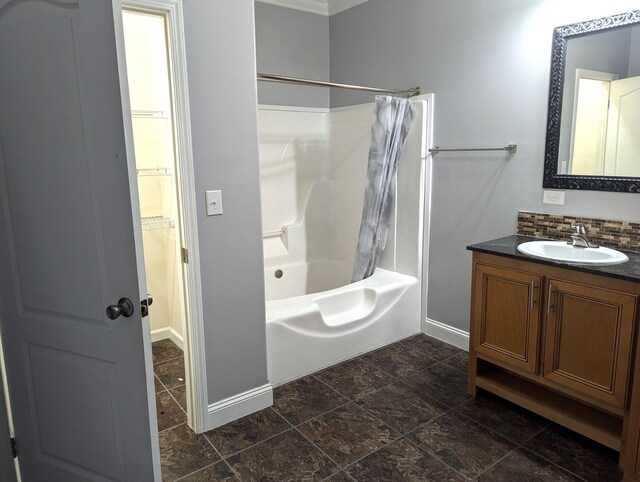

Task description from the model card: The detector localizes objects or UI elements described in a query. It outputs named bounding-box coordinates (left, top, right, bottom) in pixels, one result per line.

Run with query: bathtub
left=265, top=261, right=421, bottom=386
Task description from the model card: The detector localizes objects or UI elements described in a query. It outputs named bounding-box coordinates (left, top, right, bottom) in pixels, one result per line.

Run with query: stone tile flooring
left=152, top=335, right=623, bottom=481
left=153, top=339, right=188, bottom=432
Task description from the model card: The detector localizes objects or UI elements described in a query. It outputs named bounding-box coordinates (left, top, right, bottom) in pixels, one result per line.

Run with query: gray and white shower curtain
left=351, top=95, right=415, bottom=282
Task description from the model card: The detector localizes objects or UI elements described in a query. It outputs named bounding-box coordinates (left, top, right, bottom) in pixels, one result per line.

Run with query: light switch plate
left=206, top=190, right=223, bottom=216
left=543, top=190, right=565, bottom=205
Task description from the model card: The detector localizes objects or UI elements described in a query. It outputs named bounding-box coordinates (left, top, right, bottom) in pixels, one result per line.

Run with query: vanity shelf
left=476, top=365, right=622, bottom=450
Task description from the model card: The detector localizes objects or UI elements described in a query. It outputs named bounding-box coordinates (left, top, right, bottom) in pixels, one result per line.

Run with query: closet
left=123, top=10, right=186, bottom=347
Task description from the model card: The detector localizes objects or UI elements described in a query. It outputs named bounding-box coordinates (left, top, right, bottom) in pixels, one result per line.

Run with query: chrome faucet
left=567, top=223, right=599, bottom=248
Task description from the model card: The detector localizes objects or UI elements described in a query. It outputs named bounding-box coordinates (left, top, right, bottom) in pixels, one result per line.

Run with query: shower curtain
left=351, top=95, right=416, bottom=282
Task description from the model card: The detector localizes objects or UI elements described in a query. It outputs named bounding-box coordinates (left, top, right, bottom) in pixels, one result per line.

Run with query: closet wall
left=123, top=11, right=185, bottom=344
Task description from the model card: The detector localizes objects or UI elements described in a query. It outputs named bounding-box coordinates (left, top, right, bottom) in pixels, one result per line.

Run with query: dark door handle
left=141, top=295, right=153, bottom=318
left=106, top=298, right=135, bottom=320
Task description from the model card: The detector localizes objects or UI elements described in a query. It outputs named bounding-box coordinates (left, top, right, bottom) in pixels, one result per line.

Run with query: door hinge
left=10, top=437, right=16, bottom=458
left=181, top=247, right=189, bottom=264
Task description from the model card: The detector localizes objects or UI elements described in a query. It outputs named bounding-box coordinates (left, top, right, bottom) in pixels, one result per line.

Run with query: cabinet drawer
left=543, top=279, right=637, bottom=408
left=473, top=263, right=542, bottom=373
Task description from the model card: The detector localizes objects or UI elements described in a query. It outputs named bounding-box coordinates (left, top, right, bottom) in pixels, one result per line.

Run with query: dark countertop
left=467, top=235, right=640, bottom=283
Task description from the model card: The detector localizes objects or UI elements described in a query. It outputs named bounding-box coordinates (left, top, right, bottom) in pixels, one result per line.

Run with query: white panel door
left=604, top=75, right=640, bottom=177
left=0, top=0, right=157, bottom=480
left=569, top=78, right=611, bottom=175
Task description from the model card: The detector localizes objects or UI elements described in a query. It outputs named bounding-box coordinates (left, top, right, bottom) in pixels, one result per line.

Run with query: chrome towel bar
left=430, top=144, right=517, bottom=154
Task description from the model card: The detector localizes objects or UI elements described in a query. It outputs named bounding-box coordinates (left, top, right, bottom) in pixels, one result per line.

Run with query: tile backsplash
left=517, top=211, right=640, bottom=253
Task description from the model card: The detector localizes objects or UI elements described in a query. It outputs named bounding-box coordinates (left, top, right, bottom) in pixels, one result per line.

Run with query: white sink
left=517, top=240, right=629, bottom=266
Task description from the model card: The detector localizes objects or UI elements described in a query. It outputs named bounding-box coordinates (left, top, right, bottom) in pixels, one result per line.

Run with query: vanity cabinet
left=469, top=251, right=640, bottom=453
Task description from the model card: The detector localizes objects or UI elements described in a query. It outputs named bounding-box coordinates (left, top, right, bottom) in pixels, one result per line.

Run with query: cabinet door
left=473, top=264, right=542, bottom=373
left=543, top=279, right=637, bottom=408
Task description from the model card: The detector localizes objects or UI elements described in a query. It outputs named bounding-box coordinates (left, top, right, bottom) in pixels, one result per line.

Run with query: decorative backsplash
left=517, top=211, right=640, bottom=253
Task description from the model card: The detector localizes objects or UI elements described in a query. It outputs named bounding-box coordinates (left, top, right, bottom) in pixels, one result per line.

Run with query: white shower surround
left=258, top=98, right=432, bottom=386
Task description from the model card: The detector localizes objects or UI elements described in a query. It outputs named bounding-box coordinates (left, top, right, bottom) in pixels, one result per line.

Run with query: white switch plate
left=206, top=190, right=223, bottom=216
left=543, top=190, right=565, bottom=205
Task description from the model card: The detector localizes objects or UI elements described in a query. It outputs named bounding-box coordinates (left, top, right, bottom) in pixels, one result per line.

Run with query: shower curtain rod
left=257, top=73, right=421, bottom=98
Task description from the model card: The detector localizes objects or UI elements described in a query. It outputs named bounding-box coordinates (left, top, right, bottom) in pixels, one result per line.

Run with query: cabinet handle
left=529, top=281, right=536, bottom=311
left=547, top=284, right=554, bottom=314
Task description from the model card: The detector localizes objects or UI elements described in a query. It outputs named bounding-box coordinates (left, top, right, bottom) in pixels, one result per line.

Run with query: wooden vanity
left=467, top=236, right=640, bottom=479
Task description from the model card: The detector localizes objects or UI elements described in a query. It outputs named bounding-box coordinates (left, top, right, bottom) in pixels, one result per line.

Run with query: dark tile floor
left=152, top=335, right=623, bottom=481
left=153, top=339, right=188, bottom=433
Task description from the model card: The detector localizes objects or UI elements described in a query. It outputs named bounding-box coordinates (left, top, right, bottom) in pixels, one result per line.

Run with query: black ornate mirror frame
left=543, top=9, right=640, bottom=193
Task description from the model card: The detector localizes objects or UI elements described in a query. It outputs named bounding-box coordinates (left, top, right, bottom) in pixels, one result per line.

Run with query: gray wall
left=183, top=0, right=269, bottom=403
left=630, top=26, right=640, bottom=76
left=255, top=3, right=330, bottom=108
left=330, top=0, right=640, bottom=332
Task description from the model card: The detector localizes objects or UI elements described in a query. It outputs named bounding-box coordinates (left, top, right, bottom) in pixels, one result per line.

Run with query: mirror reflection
left=558, top=25, right=640, bottom=177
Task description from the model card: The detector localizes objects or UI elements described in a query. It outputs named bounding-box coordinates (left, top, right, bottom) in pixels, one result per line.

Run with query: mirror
left=543, top=10, right=640, bottom=192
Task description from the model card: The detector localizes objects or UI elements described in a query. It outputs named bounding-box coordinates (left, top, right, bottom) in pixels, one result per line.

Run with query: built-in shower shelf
left=141, top=216, right=175, bottom=231
left=137, top=167, right=173, bottom=177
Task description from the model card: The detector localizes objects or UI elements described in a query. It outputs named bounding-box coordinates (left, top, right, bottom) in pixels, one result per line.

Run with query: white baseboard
left=423, top=318, right=469, bottom=351
left=151, top=327, right=184, bottom=350
left=207, top=383, right=273, bottom=430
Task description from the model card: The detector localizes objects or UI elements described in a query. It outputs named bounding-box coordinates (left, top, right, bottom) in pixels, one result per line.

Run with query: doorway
left=121, top=6, right=196, bottom=434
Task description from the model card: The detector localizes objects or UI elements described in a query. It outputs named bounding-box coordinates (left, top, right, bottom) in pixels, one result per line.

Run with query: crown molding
left=328, top=0, right=368, bottom=15
left=255, top=0, right=368, bottom=16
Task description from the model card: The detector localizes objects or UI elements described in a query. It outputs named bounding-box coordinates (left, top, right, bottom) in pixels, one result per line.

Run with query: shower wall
left=258, top=107, right=335, bottom=265
left=258, top=100, right=427, bottom=281
left=329, top=107, right=374, bottom=265
left=330, top=103, right=427, bottom=280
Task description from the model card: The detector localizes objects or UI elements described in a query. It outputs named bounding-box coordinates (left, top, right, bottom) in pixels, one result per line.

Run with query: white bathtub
left=265, top=261, right=421, bottom=386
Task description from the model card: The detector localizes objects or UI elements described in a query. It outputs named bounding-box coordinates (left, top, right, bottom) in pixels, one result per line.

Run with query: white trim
left=262, top=98, right=432, bottom=115
left=119, top=0, right=209, bottom=436
left=207, top=384, right=273, bottom=430
left=0, top=330, right=20, bottom=480
left=258, top=104, right=330, bottom=114
left=416, top=94, right=434, bottom=336
left=161, top=0, right=209, bottom=436
left=328, top=0, right=368, bottom=15
left=256, top=0, right=327, bottom=16
left=329, top=101, right=387, bottom=113
left=255, top=0, right=369, bottom=16
left=150, top=327, right=184, bottom=350
left=423, top=318, right=469, bottom=351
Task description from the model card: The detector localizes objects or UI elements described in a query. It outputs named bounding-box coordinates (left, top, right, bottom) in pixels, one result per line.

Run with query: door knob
left=106, top=298, right=135, bottom=320
left=141, top=295, right=153, bottom=318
